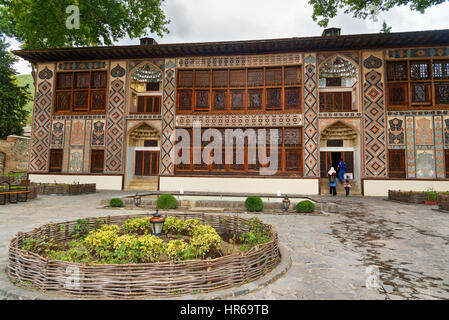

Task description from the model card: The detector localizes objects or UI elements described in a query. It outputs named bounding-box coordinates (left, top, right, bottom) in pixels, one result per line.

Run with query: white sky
left=9, top=0, right=449, bottom=75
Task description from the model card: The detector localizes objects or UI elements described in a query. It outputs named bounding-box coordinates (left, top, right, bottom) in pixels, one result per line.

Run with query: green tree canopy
left=0, top=0, right=170, bottom=49
left=309, top=0, right=446, bottom=27
left=380, top=20, right=392, bottom=33
left=0, top=37, right=30, bottom=139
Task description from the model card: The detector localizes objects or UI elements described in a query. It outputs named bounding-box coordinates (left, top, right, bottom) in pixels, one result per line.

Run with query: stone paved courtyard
left=0, top=191, right=448, bottom=300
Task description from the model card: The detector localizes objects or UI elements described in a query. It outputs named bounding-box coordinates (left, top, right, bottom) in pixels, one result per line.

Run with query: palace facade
left=14, top=28, right=449, bottom=196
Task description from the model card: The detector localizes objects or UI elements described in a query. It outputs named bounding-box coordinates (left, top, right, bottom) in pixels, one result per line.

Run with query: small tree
left=380, top=21, right=392, bottom=34
left=0, top=37, right=30, bottom=139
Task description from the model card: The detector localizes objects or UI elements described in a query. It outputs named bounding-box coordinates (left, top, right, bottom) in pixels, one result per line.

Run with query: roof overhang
left=12, top=29, right=449, bottom=64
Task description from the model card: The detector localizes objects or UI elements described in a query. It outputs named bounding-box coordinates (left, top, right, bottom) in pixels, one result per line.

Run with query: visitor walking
left=337, top=159, right=346, bottom=183
left=328, top=167, right=337, bottom=196
left=344, top=179, right=352, bottom=197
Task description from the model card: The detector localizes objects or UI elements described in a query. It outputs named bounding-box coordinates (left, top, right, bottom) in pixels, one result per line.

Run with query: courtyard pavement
left=0, top=191, right=448, bottom=300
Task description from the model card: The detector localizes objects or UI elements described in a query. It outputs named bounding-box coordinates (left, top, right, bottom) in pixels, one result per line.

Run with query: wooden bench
left=0, top=189, right=30, bottom=205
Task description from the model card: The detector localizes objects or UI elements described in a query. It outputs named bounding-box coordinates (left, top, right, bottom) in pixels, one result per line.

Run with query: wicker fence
left=8, top=212, right=280, bottom=299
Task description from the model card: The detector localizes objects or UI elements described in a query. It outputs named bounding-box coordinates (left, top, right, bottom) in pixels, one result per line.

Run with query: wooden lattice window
left=435, top=83, right=449, bottom=105
left=174, top=127, right=303, bottom=176
left=433, top=60, right=449, bottom=80
left=387, top=61, right=408, bottom=81
left=325, top=77, right=342, bottom=87
left=54, top=71, right=107, bottom=114
left=388, top=149, right=406, bottom=178
left=387, top=83, right=408, bottom=107
left=411, top=83, right=431, bottom=105
left=176, top=66, right=302, bottom=113
left=319, top=92, right=352, bottom=112
left=136, top=96, right=161, bottom=113
left=410, top=61, right=431, bottom=80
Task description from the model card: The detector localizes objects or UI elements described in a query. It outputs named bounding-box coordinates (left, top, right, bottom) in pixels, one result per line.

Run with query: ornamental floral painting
left=416, top=150, right=435, bottom=178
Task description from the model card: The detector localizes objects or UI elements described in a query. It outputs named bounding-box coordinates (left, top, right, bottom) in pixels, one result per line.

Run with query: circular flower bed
left=8, top=213, right=280, bottom=298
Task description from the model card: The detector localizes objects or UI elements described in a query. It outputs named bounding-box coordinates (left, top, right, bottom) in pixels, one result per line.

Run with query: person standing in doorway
left=328, top=167, right=337, bottom=196
left=337, top=159, right=346, bottom=183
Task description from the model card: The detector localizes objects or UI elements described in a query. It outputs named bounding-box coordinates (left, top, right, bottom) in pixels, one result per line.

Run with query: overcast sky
left=9, top=0, right=449, bottom=75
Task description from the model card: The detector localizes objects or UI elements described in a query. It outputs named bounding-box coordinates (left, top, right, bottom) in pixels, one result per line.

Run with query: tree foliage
left=0, top=37, right=30, bottom=139
left=0, top=0, right=170, bottom=49
left=309, top=0, right=445, bottom=27
left=380, top=20, right=392, bottom=33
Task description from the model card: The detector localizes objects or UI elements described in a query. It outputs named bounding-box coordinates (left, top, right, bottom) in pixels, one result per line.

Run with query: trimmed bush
left=296, top=200, right=315, bottom=213
left=156, top=194, right=178, bottom=209
left=245, top=196, right=263, bottom=212
left=109, top=198, right=124, bottom=208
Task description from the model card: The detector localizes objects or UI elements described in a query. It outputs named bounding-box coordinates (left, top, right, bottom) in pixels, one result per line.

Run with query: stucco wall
left=159, top=176, right=320, bottom=195
left=363, top=179, right=449, bottom=197
left=28, top=174, right=123, bottom=190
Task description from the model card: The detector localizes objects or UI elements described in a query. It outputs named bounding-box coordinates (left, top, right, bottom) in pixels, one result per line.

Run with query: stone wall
left=0, top=135, right=30, bottom=174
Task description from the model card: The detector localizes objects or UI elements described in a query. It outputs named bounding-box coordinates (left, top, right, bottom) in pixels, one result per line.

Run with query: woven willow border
left=8, top=212, right=280, bottom=299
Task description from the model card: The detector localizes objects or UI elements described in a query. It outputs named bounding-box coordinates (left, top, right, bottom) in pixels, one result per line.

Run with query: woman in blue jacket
left=337, top=159, right=346, bottom=183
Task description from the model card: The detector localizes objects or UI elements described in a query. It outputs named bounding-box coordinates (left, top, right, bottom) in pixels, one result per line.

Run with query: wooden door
left=343, top=151, right=353, bottom=173
left=90, top=150, right=104, bottom=173
left=135, top=151, right=159, bottom=176
left=320, top=152, right=333, bottom=178
left=388, top=149, right=406, bottom=178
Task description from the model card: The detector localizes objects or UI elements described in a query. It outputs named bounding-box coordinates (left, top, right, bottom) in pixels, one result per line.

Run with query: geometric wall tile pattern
left=176, top=114, right=303, bottom=128
left=105, top=61, right=126, bottom=173
left=303, top=54, right=319, bottom=177
left=362, top=70, right=387, bottom=177
left=160, top=59, right=176, bottom=176
left=29, top=64, right=55, bottom=172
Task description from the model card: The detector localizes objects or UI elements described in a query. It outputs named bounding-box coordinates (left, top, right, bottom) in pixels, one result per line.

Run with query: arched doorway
left=125, top=122, right=160, bottom=190
left=319, top=121, right=361, bottom=192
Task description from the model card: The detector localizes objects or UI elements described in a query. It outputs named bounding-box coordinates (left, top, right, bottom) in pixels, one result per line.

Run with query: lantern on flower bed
left=150, top=209, right=165, bottom=236
left=282, top=195, right=291, bottom=212
left=133, top=193, right=142, bottom=207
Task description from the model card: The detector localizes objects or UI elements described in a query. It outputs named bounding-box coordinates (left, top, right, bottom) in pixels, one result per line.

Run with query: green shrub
left=426, top=191, right=437, bottom=201
left=239, top=217, right=271, bottom=252
left=109, top=198, right=124, bottom=207
left=122, top=217, right=152, bottom=235
left=296, top=200, right=315, bottom=213
left=165, top=240, right=191, bottom=261
left=245, top=196, right=263, bottom=212
left=156, top=194, right=178, bottom=209
left=163, top=216, right=185, bottom=234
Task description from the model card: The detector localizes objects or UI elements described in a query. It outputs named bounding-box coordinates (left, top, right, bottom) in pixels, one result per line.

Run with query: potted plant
left=424, top=188, right=437, bottom=205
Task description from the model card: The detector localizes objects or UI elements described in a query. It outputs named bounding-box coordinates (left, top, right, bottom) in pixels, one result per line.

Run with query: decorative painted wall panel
left=176, top=114, right=303, bottom=128
left=387, top=116, right=405, bottom=147
left=91, top=120, right=106, bottom=146
left=434, top=116, right=445, bottom=178
left=303, top=54, right=319, bottom=177
left=177, top=53, right=302, bottom=69
left=104, top=61, right=126, bottom=173
left=83, top=120, right=92, bottom=173
left=160, top=59, right=176, bottom=175
left=415, top=116, right=433, bottom=146
left=416, top=150, right=435, bottom=178
left=319, top=119, right=360, bottom=134
left=50, top=121, right=64, bottom=148
left=405, top=116, right=416, bottom=178
left=29, top=64, right=55, bottom=172
left=69, top=146, right=83, bottom=173
left=387, top=47, right=449, bottom=59
left=62, top=120, right=72, bottom=172
left=58, top=61, right=107, bottom=71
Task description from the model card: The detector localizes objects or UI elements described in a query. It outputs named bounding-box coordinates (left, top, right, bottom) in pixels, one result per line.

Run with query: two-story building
left=14, top=28, right=449, bottom=196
